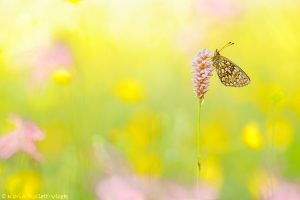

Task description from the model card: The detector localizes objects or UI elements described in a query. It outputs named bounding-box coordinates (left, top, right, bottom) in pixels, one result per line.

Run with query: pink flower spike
left=191, top=49, right=214, bottom=103
left=0, top=115, right=45, bottom=162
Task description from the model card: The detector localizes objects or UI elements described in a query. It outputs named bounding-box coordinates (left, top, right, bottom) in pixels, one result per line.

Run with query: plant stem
left=269, top=104, right=277, bottom=198
left=197, top=100, right=202, bottom=182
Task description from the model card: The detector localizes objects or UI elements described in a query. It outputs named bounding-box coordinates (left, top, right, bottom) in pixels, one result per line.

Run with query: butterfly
left=212, top=42, right=250, bottom=87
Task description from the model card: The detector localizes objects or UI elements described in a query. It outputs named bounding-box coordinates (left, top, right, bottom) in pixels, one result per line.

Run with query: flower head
left=96, top=175, right=218, bottom=200
left=191, top=49, right=214, bottom=102
left=196, top=0, right=240, bottom=19
left=262, top=181, right=300, bottom=200
left=96, top=175, right=146, bottom=200
left=242, top=122, right=263, bottom=150
left=5, top=171, right=41, bottom=197
left=31, top=42, right=73, bottom=86
left=52, top=69, right=72, bottom=85
left=95, top=143, right=219, bottom=200
left=68, top=0, right=81, bottom=3
left=0, top=114, right=45, bottom=162
left=115, top=79, right=144, bottom=104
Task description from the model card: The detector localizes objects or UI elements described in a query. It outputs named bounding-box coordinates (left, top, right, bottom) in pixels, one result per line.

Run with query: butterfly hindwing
left=213, top=55, right=250, bottom=87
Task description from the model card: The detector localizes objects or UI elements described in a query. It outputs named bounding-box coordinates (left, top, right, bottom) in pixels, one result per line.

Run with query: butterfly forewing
left=213, top=55, right=250, bottom=87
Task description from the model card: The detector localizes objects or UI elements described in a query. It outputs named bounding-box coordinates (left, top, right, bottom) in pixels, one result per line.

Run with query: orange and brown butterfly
left=212, top=42, right=250, bottom=87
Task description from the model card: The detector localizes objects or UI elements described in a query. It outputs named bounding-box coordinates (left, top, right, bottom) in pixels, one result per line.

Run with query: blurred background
left=0, top=0, right=299, bottom=199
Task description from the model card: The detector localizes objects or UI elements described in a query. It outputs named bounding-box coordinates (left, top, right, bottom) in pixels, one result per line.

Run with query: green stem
left=197, top=100, right=202, bottom=182
left=269, top=104, right=277, bottom=198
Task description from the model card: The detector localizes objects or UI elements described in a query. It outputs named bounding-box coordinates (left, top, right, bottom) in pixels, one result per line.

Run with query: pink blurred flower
left=262, top=181, right=300, bottom=200
left=95, top=143, right=219, bottom=200
left=96, top=175, right=146, bottom=200
left=191, top=49, right=213, bottom=103
left=31, top=42, right=72, bottom=85
left=96, top=175, right=218, bottom=200
left=0, top=114, right=45, bottom=162
left=161, top=182, right=218, bottom=200
left=195, top=0, right=241, bottom=19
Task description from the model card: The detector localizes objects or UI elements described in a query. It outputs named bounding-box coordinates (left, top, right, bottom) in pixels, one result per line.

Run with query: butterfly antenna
left=217, top=42, right=234, bottom=53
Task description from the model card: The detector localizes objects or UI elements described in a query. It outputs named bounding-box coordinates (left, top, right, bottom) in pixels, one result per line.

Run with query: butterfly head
left=212, top=49, right=222, bottom=62
left=214, top=49, right=220, bottom=57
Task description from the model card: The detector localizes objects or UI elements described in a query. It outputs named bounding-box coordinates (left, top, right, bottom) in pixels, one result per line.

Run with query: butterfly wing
left=213, top=55, right=250, bottom=87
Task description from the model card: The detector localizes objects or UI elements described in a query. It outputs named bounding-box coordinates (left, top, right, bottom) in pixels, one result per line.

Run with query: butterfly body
left=212, top=47, right=250, bottom=87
